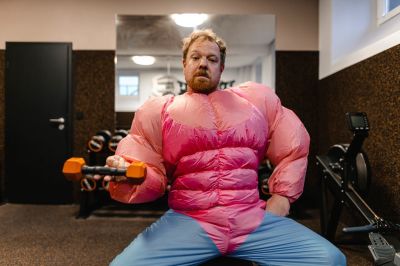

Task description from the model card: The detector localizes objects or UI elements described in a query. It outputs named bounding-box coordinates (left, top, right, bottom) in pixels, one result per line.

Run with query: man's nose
left=199, top=57, right=208, bottom=68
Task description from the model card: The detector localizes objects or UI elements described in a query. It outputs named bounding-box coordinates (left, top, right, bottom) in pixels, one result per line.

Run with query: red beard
left=187, top=71, right=217, bottom=94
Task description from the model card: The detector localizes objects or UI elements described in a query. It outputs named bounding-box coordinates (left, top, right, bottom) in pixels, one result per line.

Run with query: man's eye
left=191, top=56, right=199, bottom=60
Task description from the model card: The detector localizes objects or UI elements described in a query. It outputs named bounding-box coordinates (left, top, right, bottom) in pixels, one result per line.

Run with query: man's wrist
left=266, top=194, right=291, bottom=216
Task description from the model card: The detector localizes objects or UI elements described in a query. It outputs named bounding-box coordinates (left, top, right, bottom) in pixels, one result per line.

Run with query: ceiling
left=116, top=14, right=275, bottom=70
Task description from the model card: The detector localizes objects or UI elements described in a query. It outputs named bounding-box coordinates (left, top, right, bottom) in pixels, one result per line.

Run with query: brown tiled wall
left=318, top=45, right=400, bottom=222
left=72, top=51, right=115, bottom=158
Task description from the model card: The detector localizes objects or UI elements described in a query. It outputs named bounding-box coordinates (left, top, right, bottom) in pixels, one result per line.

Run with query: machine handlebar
left=343, top=217, right=400, bottom=234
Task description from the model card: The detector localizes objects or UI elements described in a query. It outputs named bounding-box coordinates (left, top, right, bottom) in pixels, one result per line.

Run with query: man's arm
left=264, top=100, right=310, bottom=205
left=236, top=82, right=310, bottom=215
left=108, top=96, right=170, bottom=204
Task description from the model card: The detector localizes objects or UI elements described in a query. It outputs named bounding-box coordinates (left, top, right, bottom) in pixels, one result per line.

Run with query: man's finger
left=117, top=156, right=124, bottom=168
left=93, top=174, right=102, bottom=180
left=103, top=175, right=113, bottom=182
left=106, top=155, right=117, bottom=167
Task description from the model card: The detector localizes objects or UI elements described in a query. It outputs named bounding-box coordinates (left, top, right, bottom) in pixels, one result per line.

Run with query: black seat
left=201, top=257, right=254, bottom=266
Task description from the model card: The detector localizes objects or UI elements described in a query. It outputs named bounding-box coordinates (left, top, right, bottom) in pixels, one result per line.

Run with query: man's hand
left=94, top=155, right=129, bottom=182
left=265, top=194, right=290, bottom=216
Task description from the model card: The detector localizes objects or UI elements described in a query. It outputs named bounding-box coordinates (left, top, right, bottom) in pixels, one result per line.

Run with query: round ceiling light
left=131, top=55, right=156, bottom=65
left=171, top=13, right=208, bottom=28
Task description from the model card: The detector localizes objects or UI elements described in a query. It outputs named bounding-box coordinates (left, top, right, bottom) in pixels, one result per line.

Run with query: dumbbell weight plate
left=80, top=177, right=96, bottom=192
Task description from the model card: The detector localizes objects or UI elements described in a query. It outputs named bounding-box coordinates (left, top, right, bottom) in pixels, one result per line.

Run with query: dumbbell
left=108, top=129, right=129, bottom=152
left=87, top=130, right=112, bottom=153
left=62, top=157, right=146, bottom=191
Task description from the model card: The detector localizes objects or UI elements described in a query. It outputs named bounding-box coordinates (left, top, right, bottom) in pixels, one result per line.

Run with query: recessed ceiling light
left=131, top=55, right=155, bottom=65
left=171, top=13, right=208, bottom=28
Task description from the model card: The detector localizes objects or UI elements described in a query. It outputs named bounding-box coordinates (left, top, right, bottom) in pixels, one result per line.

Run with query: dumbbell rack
left=76, top=129, right=169, bottom=219
left=77, top=148, right=110, bottom=218
left=77, top=129, right=120, bottom=218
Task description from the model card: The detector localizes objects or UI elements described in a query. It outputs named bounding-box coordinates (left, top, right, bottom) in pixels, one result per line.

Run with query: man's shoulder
left=141, top=95, right=172, bottom=110
left=136, top=95, right=173, bottom=119
left=229, top=81, right=275, bottom=98
left=227, top=82, right=281, bottom=117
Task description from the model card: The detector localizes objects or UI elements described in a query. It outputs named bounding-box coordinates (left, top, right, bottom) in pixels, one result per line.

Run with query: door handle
left=49, top=117, right=65, bottom=124
left=49, top=117, right=65, bottom=130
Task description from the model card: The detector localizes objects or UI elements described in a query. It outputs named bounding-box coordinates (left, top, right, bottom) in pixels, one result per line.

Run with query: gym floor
left=0, top=204, right=372, bottom=265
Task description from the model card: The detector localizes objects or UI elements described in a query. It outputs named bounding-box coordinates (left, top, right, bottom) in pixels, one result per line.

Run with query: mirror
left=115, top=14, right=275, bottom=112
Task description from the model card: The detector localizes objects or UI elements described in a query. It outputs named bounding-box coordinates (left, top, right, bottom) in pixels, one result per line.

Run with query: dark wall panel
left=116, top=112, right=134, bottom=130
left=318, top=45, right=400, bottom=221
left=276, top=51, right=319, bottom=206
left=0, top=50, right=4, bottom=199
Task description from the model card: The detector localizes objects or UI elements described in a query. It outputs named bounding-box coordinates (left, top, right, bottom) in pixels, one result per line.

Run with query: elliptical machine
left=316, top=112, right=400, bottom=265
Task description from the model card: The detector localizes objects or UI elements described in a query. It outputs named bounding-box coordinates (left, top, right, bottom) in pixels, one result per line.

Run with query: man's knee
left=325, top=244, right=346, bottom=266
left=109, top=255, right=126, bottom=266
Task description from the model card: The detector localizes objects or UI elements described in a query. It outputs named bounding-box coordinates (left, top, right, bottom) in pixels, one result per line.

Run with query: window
left=388, top=0, right=400, bottom=11
left=118, top=75, right=139, bottom=96
left=378, top=0, right=400, bottom=24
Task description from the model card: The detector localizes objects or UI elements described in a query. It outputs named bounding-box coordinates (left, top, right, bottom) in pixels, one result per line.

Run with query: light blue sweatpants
left=110, top=210, right=346, bottom=266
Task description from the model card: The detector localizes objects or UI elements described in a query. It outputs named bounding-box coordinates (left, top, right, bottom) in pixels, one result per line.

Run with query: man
left=102, top=29, right=346, bottom=265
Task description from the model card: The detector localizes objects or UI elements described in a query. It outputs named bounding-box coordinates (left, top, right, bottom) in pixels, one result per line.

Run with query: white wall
left=319, top=0, right=400, bottom=79
left=262, top=42, right=276, bottom=89
left=0, top=0, right=318, bottom=51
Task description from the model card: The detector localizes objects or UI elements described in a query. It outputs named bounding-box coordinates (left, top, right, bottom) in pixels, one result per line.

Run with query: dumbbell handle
left=80, top=166, right=139, bottom=192
left=82, top=166, right=127, bottom=176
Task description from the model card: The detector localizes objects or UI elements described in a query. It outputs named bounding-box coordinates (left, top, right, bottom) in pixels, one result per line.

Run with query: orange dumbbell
left=62, top=157, right=146, bottom=191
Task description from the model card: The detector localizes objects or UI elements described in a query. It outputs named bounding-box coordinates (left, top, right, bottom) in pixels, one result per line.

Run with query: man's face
left=183, top=39, right=224, bottom=94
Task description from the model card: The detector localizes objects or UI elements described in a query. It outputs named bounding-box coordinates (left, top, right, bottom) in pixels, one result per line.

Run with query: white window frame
left=377, top=0, right=400, bottom=25
left=118, top=75, right=139, bottom=96
left=116, top=70, right=140, bottom=98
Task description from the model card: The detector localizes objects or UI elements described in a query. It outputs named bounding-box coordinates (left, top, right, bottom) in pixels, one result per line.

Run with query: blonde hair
left=182, top=29, right=227, bottom=66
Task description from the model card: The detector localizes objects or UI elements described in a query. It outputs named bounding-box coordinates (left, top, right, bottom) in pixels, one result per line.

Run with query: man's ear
left=220, top=64, right=225, bottom=72
left=182, top=59, right=186, bottom=68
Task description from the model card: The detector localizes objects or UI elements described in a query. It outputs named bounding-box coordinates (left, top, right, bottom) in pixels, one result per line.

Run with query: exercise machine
left=316, top=112, right=400, bottom=265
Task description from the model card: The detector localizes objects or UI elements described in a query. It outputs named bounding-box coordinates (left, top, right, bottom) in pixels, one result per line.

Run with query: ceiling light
left=171, top=13, right=208, bottom=28
left=131, top=55, right=155, bottom=65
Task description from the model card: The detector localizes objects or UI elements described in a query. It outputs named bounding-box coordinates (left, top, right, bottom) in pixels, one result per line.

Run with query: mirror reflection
left=115, top=14, right=275, bottom=111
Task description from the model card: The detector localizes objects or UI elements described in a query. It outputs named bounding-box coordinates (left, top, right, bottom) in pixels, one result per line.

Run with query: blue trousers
left=110, top=210, right=346, bottom=266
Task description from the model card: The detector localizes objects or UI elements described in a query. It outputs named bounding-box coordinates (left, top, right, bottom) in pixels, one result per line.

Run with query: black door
left=5, top=42, right=73, bottom=204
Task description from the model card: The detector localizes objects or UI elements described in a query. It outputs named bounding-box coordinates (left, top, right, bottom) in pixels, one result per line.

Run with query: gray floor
left=0, top=204, right=372, bottom=265
left=0, top=204, right=155, bottom=265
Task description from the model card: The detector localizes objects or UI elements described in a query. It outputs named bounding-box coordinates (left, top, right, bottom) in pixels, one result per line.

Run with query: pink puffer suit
left=109, top=81, right=310, bottom=254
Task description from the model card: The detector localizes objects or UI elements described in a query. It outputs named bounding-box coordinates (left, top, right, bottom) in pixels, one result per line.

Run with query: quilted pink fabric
left=109, top=82, right=310, bottom=254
